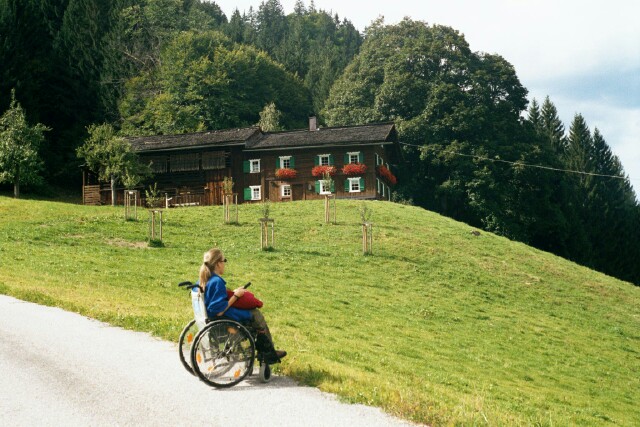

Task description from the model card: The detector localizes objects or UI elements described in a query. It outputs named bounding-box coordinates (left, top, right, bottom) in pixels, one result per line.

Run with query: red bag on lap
left=226, top=289, right=263, bottom=309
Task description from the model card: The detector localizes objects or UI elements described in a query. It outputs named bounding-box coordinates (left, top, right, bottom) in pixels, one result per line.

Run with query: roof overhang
left=134, top=142, right=245, bottom=154
left=244, top=141, right=395, bottom=152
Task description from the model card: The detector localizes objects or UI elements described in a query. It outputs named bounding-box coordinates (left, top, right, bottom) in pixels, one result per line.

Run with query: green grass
left=0, top=195, right=638, bottom=426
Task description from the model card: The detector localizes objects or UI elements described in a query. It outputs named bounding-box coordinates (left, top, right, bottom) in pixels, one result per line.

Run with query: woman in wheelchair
left=199, top=247, right=286, bottom=364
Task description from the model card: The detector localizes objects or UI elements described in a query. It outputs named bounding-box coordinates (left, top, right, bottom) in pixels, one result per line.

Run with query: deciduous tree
left=0, top=89, right=49, bottom=198
left=76, top=123, right=148, bottom=206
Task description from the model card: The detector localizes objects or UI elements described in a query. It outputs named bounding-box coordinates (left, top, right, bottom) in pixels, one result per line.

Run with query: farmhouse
left=82, top=119, right=400, bottom=206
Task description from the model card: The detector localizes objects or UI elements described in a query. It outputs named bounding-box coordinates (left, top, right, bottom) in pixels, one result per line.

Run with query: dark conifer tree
left=528, top=98, right=542, bottom=131
left=225, top=9, right=246, bottom=43
left=541, top=96, right=566, bottom=155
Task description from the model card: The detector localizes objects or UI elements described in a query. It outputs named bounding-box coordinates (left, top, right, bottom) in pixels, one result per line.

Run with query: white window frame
left=377, top=178, right=381, bottom=194
left=281, top=184, right=291, bottom=198
left=279, top=156, right=291, bottom=169
left=320, top=180, right=332, bottom=195
left=250, top=159, right=261, bottom=173
left=348, top=177, right=361, bottom=193
left=381, top=181, right=385, bottom=197
left=318, top=154, right=331, bottom=166
left=250, top=185, right=261, bottom=201
left=348, top=151, right=360, bottom=164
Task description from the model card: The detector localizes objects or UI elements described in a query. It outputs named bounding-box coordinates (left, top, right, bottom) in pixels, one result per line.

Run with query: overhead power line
left=399, top=141, right=638, bottom=182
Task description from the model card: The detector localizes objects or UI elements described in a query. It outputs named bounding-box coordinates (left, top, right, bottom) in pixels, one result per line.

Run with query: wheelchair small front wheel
left=259, top=362, right=271, bottom=383
left=178, top=319, right=198, bottom=375
left=191, top=319, right=255, bottom=388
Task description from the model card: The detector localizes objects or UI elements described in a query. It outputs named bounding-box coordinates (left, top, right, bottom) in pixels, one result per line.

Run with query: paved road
left=0, top=295, right=417, bottom=427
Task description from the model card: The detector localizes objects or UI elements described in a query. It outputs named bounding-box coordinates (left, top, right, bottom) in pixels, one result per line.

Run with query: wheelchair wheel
left=191, top=319, right=255, bottom=388
left=259, top=362, right=271, bottom=383
left=178, top=319, right=198, bottom=375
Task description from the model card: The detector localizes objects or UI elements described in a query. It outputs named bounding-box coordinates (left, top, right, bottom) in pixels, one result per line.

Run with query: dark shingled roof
left=127, top=127, right=261, bottom=152
left=126, top=123, right=397, bottom=152
left=246, top=123, right=396, bottom=150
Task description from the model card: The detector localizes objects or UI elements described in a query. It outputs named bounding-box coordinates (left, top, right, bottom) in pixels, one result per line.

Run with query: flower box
left=377, top=165, right=397, bottom=185
left=311, top=165, right=337, bottom=177
left=275, top=168, right=298, bottom=180
left=342, top=163, right=367, bottom=176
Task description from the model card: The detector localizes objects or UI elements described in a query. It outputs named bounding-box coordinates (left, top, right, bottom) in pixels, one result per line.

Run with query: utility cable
left=399, top=141, right=638, bottom=182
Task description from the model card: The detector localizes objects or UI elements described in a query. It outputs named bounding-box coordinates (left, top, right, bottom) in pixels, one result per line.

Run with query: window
left=348, top=152, right=361, bottom=164
left=250, top=185, right=261, bottom=201
left=250, top=159, right=261, bottom=173
left=170, top=153, right=199, bottom=172
left=348, top=177, right=363, bottom=193
left=318, top=154, right=331, bottom=166
left=281, top=185, right=291, bottom=198
left=279, top=156, right=292, bottom=169
left=377, top=178, right=381, bottom=194
left=202, top=152, right=226, bottom=170
left=149, top=156, right=168, bottom=173
left=376, top=153, right=384, bottom=166
left=316, top=180, right=334, bottom=194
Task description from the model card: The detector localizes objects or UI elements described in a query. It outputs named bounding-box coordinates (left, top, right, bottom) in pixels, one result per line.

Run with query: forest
left=1, top=0, right=638, bottom=285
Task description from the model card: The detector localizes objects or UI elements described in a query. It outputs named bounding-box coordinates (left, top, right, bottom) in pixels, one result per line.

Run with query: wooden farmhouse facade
left=82, top=120, right=400, bottom=206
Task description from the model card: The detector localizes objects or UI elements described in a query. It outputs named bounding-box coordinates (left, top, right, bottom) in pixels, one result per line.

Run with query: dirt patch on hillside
left=106, top=238, right=148, bottom=249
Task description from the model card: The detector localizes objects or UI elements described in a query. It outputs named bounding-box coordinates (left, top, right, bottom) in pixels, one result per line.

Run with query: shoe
left=262, top=349, right=286, bottom=365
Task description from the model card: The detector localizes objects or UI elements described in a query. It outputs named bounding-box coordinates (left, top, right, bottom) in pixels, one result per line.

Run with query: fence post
left=259, top=218, right=275, bottom=250
left=124, top=190, right=138, bottom=221
left=362, top=222, right=373, bottom=255
left=149, top=209, right=163, bottom=244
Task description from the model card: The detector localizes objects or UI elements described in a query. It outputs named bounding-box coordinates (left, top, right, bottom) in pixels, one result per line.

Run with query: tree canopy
left=0, top=89, right=49, bottom=198
left=76, top=123, right=148, bottom=205
left=119, top=30, right=312, bottom=135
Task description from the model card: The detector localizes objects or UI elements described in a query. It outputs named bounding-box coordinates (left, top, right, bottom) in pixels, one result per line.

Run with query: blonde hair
left=199, top=248, right=224, bottom=287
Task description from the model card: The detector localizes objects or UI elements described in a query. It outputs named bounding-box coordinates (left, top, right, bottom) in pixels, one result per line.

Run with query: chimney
left=309, top=116, right=317, bottom=131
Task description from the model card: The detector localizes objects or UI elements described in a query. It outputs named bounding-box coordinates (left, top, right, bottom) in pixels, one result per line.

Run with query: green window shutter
left=328, top=154, right=334, bottom=165
left=359, top=152, right=364, bottom=163
left=314, top=156, right=320, bottom=166
left=359, top=178, right=365, bottom=192
left=290, top=156, right=295, bottom=168
left=244, top=187, right=251, bottom=200
left=331, top=181, right=335, bottom=192
left=344, top=179, right=350, bottom=192
left=315, top=181, right=321, bottom=194
left=243, top=160, right=250, bottom=173
left=344, top=153, right=349, bottom=164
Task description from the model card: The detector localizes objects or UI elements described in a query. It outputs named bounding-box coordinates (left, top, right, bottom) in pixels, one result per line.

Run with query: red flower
left=342, top=163, right=367, bottom=176
left=275, top=168, right=298, bottom=180
left=377, top=165, right=397, bottom=185
left=312, top=165, right=337, bottom=177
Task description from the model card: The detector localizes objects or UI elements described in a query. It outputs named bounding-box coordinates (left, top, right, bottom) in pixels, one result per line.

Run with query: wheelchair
left=178, top=281, right=273, bottom=388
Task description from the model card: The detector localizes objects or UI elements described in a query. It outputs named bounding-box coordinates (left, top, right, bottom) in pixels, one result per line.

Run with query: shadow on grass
left=0, top=188, right=82, bottom=204
left=286, top=365, right=345, bottom=388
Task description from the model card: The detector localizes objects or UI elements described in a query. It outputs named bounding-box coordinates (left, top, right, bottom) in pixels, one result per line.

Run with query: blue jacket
left=202, top=274, right=252, bottom=322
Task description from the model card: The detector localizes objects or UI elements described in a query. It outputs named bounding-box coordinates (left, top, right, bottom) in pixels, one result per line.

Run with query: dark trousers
left=250, top=309, right=273, bottom=344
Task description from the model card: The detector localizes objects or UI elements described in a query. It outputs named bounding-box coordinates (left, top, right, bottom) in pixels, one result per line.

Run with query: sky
left=213, top=0, right=640, bottom=194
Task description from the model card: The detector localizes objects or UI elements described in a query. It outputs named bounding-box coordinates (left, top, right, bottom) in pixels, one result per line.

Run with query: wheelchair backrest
left=191, top=286, right=209, bottom=329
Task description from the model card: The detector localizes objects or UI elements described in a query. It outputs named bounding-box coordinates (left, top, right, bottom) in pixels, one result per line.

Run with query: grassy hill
left=0, top=195, right=638, bottom=426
